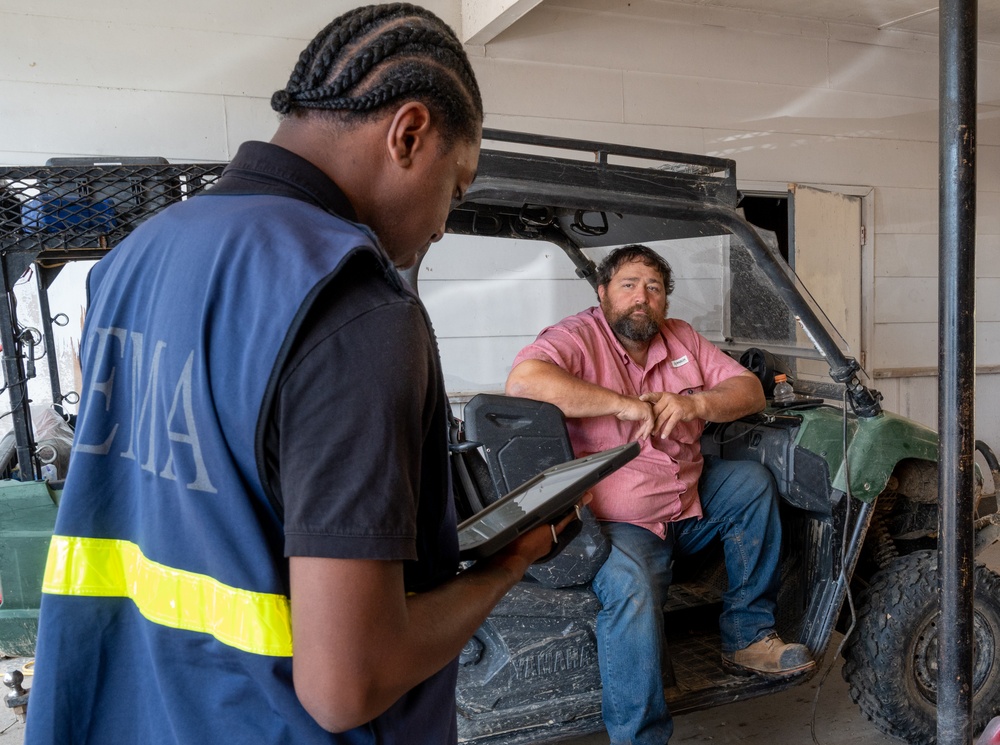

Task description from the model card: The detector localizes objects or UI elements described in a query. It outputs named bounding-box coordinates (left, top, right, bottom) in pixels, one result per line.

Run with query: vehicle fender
left=793, top=408, right=938, bottom=502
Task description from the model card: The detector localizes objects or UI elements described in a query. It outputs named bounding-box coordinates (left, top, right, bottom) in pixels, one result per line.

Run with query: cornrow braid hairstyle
left=272, top=3, right=483, bottom=146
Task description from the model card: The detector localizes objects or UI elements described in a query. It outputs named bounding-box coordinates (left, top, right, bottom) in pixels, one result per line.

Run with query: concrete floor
left=558, top=635, right=904, bottom=744
left=0, top=642, right=906, bottom=743
left=5, top=544, right=999, bottom=744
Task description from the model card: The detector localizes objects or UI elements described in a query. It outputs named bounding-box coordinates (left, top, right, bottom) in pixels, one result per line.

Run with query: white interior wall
left=3, top=0, right=1000, bottom=444
left=0, top=0, right=459, bottom=162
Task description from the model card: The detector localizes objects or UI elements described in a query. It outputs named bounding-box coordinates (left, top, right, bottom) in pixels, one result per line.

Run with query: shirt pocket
left=669, top=371, right=706, bottom=444
left=668, top=366, right=705, bottom=396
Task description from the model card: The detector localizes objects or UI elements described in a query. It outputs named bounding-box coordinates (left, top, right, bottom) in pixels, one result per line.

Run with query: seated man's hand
left=613, top=396, right=656, bottom=440
left=639, top=391, right=701, bottom=440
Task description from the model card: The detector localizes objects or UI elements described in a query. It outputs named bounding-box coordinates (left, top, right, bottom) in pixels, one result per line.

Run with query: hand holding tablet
left=457, top=442, right=639, bottom=561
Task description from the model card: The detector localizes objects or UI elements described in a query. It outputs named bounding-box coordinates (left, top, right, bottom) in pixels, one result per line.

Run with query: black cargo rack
left=0, top=161, right=226, bottom=479
left=1, top=162, right=226, bottom=262
left=477, top=129, right=738, bottom=208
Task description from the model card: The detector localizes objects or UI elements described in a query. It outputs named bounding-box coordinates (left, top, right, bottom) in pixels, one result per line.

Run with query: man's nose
left=430, top=216, right=449, bottom=244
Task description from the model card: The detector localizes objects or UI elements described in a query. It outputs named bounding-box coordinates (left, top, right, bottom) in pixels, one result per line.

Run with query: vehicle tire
left=842, top=549, right=1000, bottom=744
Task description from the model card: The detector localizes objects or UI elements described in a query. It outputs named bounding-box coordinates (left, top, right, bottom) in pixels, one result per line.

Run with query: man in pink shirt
left=507, top=244, right=814, bottom=745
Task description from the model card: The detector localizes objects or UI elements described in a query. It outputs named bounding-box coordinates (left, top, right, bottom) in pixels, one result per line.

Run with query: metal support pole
left=34, top=266, right=63, bottom=414
left=0, top=261, right=37, bottom=480
left=937, top=0, right=978, bottom=742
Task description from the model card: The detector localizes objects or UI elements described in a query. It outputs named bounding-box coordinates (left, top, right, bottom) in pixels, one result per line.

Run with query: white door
left=789, top=184, right=865, bottom=379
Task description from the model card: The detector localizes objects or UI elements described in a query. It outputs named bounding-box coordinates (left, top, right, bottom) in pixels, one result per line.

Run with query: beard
left=603, top=300, right=663, bottom=343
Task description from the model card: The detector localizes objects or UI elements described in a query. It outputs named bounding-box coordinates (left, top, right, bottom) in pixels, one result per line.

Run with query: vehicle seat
left=462, top=393, right=610, bottom=589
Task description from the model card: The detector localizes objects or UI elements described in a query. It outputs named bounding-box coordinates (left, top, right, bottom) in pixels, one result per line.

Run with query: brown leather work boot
left=721, top=632, right=816, bottom=679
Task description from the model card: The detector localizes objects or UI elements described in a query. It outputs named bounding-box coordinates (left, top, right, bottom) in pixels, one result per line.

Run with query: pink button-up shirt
left=512, top=307, right=749, bottom=538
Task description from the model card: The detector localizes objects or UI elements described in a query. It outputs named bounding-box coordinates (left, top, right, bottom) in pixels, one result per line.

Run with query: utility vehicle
left=423, top=130, right=1000, bottom=745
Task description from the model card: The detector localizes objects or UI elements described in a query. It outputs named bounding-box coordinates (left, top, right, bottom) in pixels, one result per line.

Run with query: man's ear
left=597, top=284, right=607, bottom=303
left=386, top=102, right=433, bottom=169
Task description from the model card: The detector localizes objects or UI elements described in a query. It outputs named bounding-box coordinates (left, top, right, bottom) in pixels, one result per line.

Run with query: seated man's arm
left=290, top=515, right=569, bottom=733
left=506, top=358, right=655, bottom=439
left=642, top=370, right=765, bottom=440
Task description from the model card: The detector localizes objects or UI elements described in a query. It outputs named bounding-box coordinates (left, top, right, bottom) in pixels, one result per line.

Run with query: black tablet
left=457, top=441, right=639, bottom=561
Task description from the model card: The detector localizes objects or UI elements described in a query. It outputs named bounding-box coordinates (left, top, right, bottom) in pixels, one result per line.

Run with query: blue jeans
left=591, top=456, right=782, bottom=745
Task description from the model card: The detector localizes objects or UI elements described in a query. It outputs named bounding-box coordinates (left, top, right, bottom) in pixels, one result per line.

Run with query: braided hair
left=272, top=4, right=483, bottom=146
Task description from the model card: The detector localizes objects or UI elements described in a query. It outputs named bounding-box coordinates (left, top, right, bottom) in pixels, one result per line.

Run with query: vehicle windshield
left=421, top=226, right=856, bottom=405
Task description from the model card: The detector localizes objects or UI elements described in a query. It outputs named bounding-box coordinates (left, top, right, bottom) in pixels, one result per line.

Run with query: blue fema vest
left=28, top=192, right=458, bottom=744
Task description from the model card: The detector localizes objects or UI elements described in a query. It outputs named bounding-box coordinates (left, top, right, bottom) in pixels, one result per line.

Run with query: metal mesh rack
left=0, top=159, right=227, bottom=479
left=1, top=161, right=225, bottom=261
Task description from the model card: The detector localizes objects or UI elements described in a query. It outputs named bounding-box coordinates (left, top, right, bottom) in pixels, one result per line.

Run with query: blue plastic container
left=21, top=194, right=117, bottom=234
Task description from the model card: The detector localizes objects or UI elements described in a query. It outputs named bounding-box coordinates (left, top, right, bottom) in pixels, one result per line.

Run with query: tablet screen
left=460, top=466, right=594, bottom=542
left=457, top=442, right=638, bottom=559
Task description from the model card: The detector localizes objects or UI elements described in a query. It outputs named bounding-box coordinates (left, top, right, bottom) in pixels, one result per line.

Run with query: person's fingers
left=653, top=397, right=678, bottom=434
left=552, top=506, right=581, bottom=535
left=637, top=414, right=654, bottom=441
left=658, top=409, right=683, bottom=439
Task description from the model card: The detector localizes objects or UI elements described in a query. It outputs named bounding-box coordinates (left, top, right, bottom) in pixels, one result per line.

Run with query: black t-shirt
left=216, top=141, right=452, bottom=572
left=269, top=252, right=443, bottom=561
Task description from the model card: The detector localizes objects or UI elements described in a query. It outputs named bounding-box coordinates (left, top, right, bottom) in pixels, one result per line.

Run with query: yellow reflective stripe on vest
left=42, top=535, right=293, bottom=657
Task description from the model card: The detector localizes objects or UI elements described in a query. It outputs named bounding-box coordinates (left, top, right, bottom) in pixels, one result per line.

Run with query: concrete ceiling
left=467, top=1, right=1000, bottom=47
left=646, top=0, right=1000, bottom=44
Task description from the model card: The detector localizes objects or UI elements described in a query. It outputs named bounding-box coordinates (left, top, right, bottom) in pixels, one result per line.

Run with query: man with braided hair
left=27, top=5, right=572, bottom=744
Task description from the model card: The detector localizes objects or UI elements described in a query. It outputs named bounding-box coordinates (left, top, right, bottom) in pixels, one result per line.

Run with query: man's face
left=377, top=134, right=480, bottom=269
left=598, top=258, right=668, bottom=343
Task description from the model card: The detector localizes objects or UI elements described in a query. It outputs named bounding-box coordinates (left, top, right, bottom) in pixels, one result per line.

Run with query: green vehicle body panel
left=789, top=407, right=939, bottom=502
left=0, top=479, right=59, bottom=656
